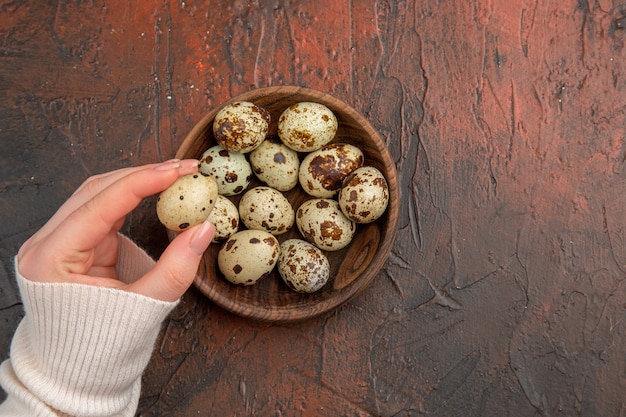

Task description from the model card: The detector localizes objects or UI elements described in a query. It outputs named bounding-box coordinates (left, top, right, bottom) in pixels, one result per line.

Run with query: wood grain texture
left=0, top=1, right=625, bottom=416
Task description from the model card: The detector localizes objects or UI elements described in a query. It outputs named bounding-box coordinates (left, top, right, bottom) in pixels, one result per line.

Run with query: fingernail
left=189, top=220, right=215, bottom=256
left=178, top=159, right=201, bottom=175
left=180, top=159, right=200, bottom=168
left=155, top=159, right=182, bottom=171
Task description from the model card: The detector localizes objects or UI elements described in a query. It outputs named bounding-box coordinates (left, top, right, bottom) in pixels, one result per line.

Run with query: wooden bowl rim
left=175, top=85, right=399, bottom=322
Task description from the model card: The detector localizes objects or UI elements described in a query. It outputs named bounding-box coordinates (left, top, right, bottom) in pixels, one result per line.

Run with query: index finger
left=22, top=160, right=199, bottom=251
left=49, top=161, right=196, bottom=253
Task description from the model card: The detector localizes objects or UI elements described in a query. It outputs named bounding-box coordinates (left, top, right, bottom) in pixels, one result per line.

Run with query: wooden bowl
left=174, top=86, right=399, bottom=322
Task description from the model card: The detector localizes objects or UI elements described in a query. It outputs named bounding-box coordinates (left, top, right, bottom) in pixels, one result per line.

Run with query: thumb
left=128, top=221, right=216, bottom=302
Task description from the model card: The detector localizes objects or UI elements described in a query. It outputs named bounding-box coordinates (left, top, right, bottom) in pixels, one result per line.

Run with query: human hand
left=16, top=159, right=216, bottom=302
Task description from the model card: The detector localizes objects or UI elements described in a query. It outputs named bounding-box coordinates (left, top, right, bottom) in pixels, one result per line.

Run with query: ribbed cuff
left=3, top=235, right=178, bottom=417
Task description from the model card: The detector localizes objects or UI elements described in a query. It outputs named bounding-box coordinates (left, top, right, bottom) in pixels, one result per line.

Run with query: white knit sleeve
left=0, top=235, right=178, bottom=417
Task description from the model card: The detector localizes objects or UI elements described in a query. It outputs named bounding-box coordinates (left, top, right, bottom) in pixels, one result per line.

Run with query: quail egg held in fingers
left=156, top=173, right=218, bottom=232
left=299, top=143, right=364, bottom=198
left=238, top=186, right=295, bottom=235
left=199, top=145, right=253, bottom=196
left=296, top=198, right=356, bottom=251
left=217, top=229, right=280, bottom=285
left=249, top=135, right=300, bottom=191
left=338, top=166, right=389, bottom=224
left=213, top=101, right=270, bottom=153
left=278, top=102, right=338, bottom=152
left=278, top=239, right=330, bottom=293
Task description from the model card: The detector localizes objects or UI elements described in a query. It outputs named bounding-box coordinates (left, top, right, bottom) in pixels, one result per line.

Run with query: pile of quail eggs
left=157, top=100, right=389, bottom=293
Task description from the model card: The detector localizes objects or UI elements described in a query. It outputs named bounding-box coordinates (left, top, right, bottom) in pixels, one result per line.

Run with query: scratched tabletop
left=1, top=2, right=625, bottom=416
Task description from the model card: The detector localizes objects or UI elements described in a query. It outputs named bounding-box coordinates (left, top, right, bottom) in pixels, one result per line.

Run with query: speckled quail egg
left=239, top=186, right=295, bottom=235
left=249, top=135, right=300, bottom=191
left=207, top=194, right=239, bottom=242
left=277, top=102, right=338, bottom=152
left=278, top=239, right=330, bottom=293
left=199, top=145, right=253, bottom=196
left=213, top=101, right=270, bottom=153
left=156, top=173, right=218, bottom=232
left=217, top=229, right=280, bottom=285
left=338, top=166, right=389, bottom=223
left=299, top=143, right=364, bottom=198
left=296, top=198, right=356, bottom=251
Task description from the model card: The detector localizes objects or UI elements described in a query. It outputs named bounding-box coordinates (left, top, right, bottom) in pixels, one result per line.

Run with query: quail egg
left=238, top=186, right=295, bottom=235
left=249, top=135, right=300, bottom=191
left=217, top=229, right=280, bottom=285
left=213, top=101, right=270, bottom=153
left=199, top=145, right=253, bottom=196
left=338, top=166, right=389, bottom=224
left=156, top=173, right=218, bottom=232
left=278, top=239, right=330, bottom=293
left=299, top=143, right=364, bottom=198
left=277, top=102, right=338, bottom=152
left=296, top=198, right=356, bottom=251
left=207, top=194, right=240, bottom=242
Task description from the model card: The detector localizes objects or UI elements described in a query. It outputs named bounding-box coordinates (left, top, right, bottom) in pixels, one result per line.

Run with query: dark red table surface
left=1, top=2, right=625, bottom=416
